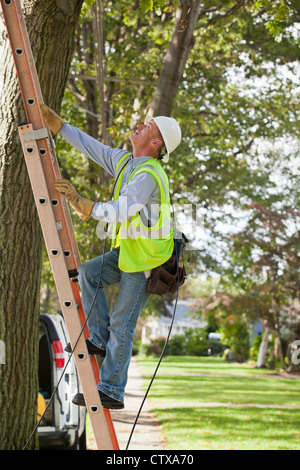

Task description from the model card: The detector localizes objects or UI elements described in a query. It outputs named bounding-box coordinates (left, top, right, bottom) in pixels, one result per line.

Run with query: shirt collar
left=130, top=155, right=154, bottom=169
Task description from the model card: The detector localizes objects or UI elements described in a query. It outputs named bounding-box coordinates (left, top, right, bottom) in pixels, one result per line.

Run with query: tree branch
left=205, top=0, right=247, bottom=26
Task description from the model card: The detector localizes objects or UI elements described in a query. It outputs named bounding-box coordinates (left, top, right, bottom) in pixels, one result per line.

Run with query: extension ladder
left=0, top=0, right=119, bottom=450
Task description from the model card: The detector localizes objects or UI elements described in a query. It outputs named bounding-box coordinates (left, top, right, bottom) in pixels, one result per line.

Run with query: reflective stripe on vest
left=107, top=153, right=131, bottom=247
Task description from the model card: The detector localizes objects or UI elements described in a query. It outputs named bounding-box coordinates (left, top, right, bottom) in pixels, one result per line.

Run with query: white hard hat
left=145, top=115, right=181, bottom=163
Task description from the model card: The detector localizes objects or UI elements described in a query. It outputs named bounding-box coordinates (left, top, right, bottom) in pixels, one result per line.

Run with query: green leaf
left=139, top=0, right=153, bottom=11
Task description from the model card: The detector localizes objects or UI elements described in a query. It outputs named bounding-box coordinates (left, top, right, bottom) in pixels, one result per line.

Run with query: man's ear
left=152, top=138, right=163, bottom=148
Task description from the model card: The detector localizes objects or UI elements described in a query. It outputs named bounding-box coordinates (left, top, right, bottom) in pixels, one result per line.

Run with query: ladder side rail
left=0, top=0, right=81, bottom=268
left=18, top=124, right=114, bottom=450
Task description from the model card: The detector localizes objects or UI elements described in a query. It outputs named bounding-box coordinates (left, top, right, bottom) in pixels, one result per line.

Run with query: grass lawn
left=137, top=356, right=300, bottom=450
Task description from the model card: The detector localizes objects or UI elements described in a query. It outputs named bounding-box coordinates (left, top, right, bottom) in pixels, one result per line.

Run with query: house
left=141, top=299, right=207, bottom=344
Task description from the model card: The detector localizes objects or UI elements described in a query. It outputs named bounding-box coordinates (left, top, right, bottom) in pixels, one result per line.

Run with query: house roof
left=161, top=299, right=206, bottom=329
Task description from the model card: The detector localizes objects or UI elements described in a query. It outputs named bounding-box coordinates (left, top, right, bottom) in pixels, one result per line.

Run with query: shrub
left=140, top=328, right=224, bottom=357
left=183, top=328, right=209, bottom=356
left=165, top=334, right=186, bottom=355
left=218, top=316, right=250, bottom=362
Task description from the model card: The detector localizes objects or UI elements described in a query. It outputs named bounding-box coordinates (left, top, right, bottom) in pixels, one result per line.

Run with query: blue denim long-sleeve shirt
left=59, top=123, right=160, bottom=226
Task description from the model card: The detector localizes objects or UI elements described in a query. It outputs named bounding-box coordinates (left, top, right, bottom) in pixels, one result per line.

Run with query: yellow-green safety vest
left=110, top=153, right=174, bottom=273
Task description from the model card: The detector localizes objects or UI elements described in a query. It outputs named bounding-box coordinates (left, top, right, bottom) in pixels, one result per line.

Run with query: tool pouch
left=146, top=234, right=187, bottom=295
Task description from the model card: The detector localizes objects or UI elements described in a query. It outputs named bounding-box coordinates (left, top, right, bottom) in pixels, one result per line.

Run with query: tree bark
left=256, top=325, right=271, bottom=368
left=0, top=0, right=83, bottom=450
left=147, top=0, right=202, bottom=117
left=147, top=0, right=248, bottom=118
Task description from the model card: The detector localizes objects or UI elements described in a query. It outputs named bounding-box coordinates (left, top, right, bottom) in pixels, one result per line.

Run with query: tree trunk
left=272, top=297, right=289, bottom=371
left=256, top=325, right=271, bottom=368
left=147, top=0, right=202, bottom=117
left=0, top=0, right=83, bottom=450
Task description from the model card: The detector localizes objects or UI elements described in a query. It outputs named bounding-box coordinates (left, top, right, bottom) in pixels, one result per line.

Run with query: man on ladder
left=40, top=104, right=181, bottom=410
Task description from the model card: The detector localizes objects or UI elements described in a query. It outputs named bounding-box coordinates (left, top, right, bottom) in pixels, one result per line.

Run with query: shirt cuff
left=91, top=202, right=106, bottom=220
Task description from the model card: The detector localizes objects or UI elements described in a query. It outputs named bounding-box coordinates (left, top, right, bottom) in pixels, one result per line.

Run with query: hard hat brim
left=161, top=152, right=169, bottom=163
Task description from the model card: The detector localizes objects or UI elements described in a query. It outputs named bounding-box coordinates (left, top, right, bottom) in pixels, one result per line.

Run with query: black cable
left=125, top=243, right=180, bottom=450
left=125, top=195, right=181, bottom=450
left=22, top=157, right=179, bottom=450
left=23, top=233, right=108, bottom=449
left=23, top=159, right=129, bottom=449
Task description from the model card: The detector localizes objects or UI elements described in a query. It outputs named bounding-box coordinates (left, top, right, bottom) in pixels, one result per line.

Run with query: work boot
left=72, top=390, right=124, bottom=410
left=40, top=103, right=65, bottom=134
left=65, top=338, right=106, bottom=357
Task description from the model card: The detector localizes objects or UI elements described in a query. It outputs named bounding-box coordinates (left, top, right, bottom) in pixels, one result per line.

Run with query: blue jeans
left=78, top=250, right=151, bottom=403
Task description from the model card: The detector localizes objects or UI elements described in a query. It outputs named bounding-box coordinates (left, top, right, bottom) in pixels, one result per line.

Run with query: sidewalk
left=87, top=357, right=166, bottom=451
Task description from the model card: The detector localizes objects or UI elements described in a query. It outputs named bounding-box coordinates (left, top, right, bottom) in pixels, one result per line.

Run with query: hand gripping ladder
left=0, top=0, right=119, bottom=450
